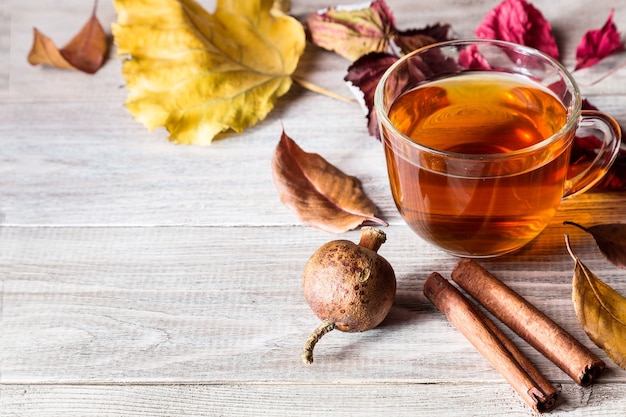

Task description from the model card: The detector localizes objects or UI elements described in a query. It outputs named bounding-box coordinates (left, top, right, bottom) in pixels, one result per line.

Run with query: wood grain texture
left=2, top=0, right=626, bottom=415
left=2, top=383, right=626, bottom=417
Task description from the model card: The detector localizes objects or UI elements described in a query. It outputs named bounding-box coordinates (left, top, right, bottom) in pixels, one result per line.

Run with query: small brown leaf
left=566, top=236, right=626, bottom=370
left=28, top=0, right=108, bottom=74
left=564, top=222, right=626, bottom=269
left=271, top=130, right=387, bottom=233
left=28, top=28, right=78, bottom=70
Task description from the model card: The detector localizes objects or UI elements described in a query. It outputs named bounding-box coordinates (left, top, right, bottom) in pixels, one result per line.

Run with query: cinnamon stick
left=424, top=272, right=558, bottom=413
left=451, top=259, right=605, bottom=386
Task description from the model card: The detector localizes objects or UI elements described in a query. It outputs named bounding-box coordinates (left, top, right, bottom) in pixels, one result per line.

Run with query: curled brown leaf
left=271, top=130, right=387, bottom=233
left=27, top=0, right=108, bottom=74
left=27, top=28, right=79, bottom=71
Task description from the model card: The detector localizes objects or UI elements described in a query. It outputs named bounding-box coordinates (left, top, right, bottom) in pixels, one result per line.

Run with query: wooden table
left=2, top=0, right=625, bottom=415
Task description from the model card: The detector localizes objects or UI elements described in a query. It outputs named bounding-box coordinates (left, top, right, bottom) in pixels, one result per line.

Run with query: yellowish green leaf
left=112, top=0, right=306, bottom=145
left=566, top=236, right=626, bottom=370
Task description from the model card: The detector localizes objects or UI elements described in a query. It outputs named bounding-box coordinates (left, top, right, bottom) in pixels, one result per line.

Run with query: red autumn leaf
left=27, top=0, right=108, bottom=74
left=271, top=130, right=387, bottom=233
left=569, top=138, right=626, bottom=191
left=345, top=41, right=460, bottom=138
left=341, top=21, right=453, bottom=137
left=575, top=9, right=624, bottom=70
left=476, top=0, right=559, bottom=60
left=392, top=23, right=453, bottom=56
left=345, top=52, right=400, bottom=137
left=306, top=1, right=454, bottom=136
left=458, top=45, right=492, bottom=70
left=305, top=0, right=452, bottom=62
left=582, top=98, right=599, bottom=111
left=595, top=157, right=626, bottom=191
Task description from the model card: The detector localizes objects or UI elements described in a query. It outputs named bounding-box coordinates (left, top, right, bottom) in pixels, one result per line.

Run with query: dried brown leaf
left=27, top=28, right=78, bottom=71
left=564, top=222, right=626, bottom=269
left=271, top=130, right=387, bottom=233
left=27, top=1, right=108, bottom=74
left=566, top=236, right=626, bottom=370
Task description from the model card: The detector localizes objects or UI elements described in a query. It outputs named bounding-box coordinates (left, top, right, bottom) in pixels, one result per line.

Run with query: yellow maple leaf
left=112, top=0, right=306, bottom=145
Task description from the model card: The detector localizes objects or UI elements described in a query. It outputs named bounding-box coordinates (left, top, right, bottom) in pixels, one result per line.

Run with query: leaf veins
left=271, top=130, right=387, bottom=233
left=112, top=0, right=306, bottom=145
left=566, top=236, right=626, bottom=370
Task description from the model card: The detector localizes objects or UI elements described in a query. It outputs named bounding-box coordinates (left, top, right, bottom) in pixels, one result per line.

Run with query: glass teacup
left=375, top=39, right=621, bottom=257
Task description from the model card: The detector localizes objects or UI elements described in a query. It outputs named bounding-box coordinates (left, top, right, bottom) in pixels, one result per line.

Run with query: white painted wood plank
left=2, top=221, right=624, bottom=384
left=2, top=383, right=626, bottom=417
left=1, top=94, right=625, bottom=226
left=3, top=1, right=626, bottom=416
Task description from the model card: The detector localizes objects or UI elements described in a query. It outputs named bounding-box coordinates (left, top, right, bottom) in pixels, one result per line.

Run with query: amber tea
left=384, top=72, right=571, bottom=256
left=376, top=40, right=621, bottom=257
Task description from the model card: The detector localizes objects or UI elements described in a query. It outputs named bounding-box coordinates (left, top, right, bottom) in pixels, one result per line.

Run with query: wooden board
left=2, top=0, right=626, bottom=415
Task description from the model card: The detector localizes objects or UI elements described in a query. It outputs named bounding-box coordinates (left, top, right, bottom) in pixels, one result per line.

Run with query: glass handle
left=563, top=110, right=622, bottom=198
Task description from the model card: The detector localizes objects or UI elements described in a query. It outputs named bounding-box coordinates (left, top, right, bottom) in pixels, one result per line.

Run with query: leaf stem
left=577, top=61, right=626, bottom=87
left=564, top=234, right=577, bottom=262
left=563, top=221, right=589, bottom=233
left=293, top=76, right=358, bottom=104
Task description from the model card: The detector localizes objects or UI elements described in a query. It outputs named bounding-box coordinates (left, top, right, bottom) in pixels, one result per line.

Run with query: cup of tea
left=374, top=39, right=621, bottom=258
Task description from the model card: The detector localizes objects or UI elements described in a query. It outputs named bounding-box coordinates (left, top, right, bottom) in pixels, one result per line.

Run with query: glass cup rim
left=374, top=38, right=583, bottom=161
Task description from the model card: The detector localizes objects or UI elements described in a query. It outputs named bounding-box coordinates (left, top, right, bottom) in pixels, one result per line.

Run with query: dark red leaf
left=60, top=1, right=108, bottom=74
left=565, top=222, right=626, bottom=269
left=575, top=9, right=624, bottom=70
left=476, top=0, right=559, bottom=60
left=307, top=1, right=455, bottom=136
left=570, top=99, right=626, bottom=191
left=344, top=52, right=399, bottom=137
left=569, top=133, right=626, bottom=191
left=582, top=99, right=599, bottom=111
left=594, top=157, right=626, bottom=191
left=392, top=23, right=454, bottom=55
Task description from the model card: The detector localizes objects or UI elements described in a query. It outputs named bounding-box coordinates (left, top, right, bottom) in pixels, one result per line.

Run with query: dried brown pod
left=301, top=227, right=396, bottom=364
